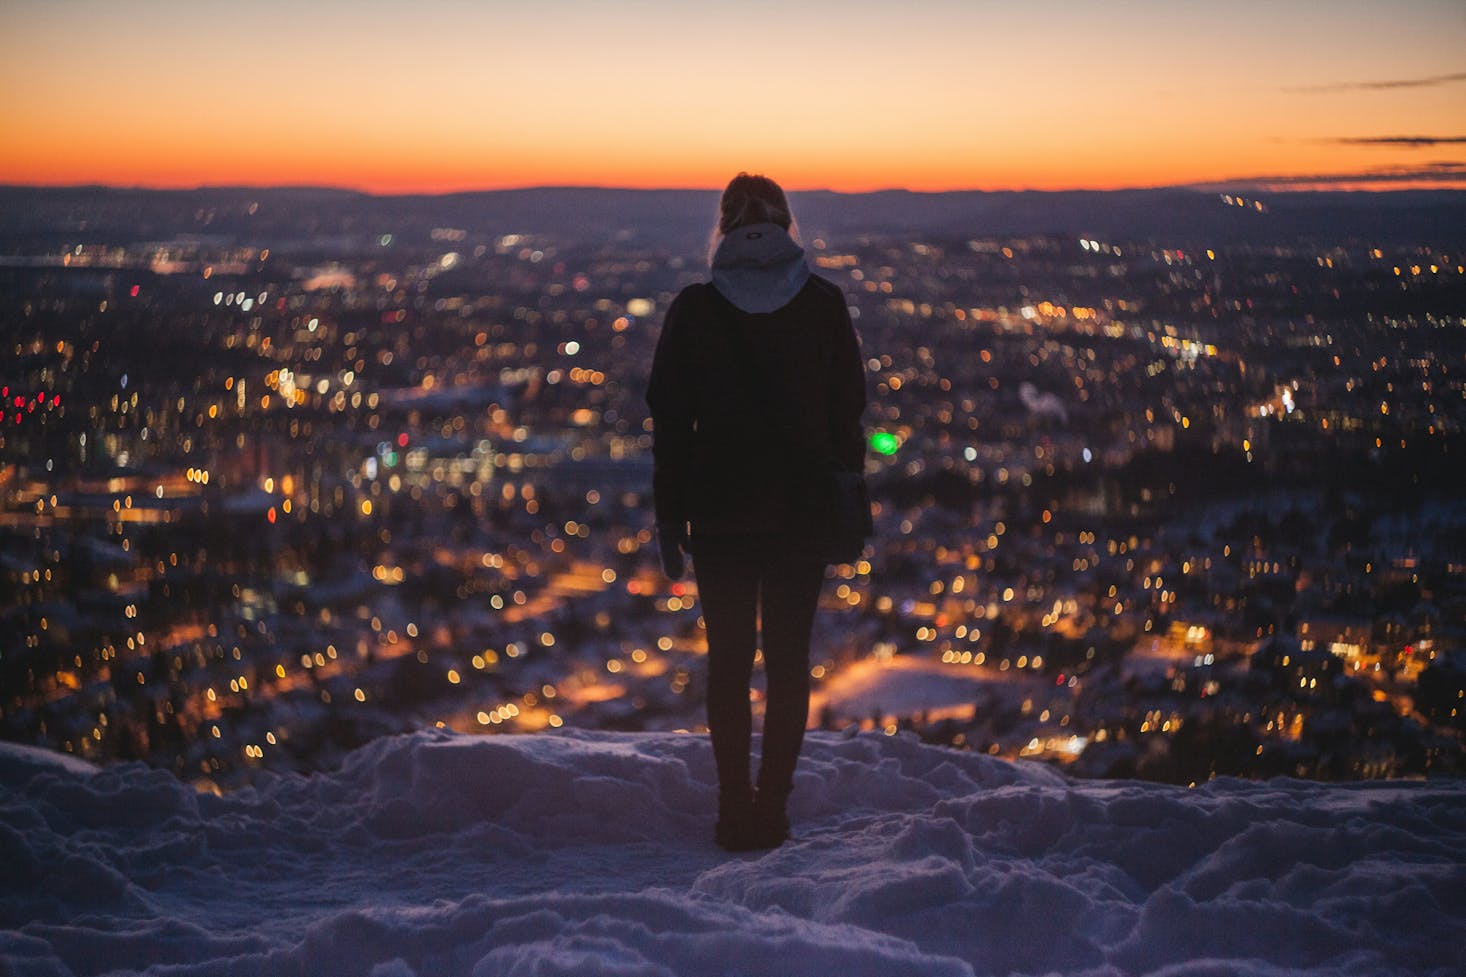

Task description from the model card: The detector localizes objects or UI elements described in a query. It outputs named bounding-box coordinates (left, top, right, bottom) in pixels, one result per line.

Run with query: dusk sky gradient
left=2, top=0, right=1463, bottom=193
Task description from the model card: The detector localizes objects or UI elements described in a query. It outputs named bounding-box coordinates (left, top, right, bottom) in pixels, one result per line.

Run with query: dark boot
left=751, top=787, right=791, bottom=849
left=715, top=787, right=757, bottom=852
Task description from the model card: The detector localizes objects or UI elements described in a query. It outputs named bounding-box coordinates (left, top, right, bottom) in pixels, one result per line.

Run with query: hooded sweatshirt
left=646, top=225, right=865, bottom=542
left=710, top=223, right=811, bottom=314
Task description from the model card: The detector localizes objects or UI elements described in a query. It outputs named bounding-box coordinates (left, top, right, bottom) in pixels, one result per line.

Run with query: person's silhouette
left=647, top=173, right=866, bottom=851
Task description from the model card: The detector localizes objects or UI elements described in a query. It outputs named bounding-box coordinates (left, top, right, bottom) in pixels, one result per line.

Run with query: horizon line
left=4, top=179, right=1466, bottom=198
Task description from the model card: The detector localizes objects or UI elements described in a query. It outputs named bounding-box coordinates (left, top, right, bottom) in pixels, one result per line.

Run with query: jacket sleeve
left=645, top=288, right=697, bottom=529
left=828, top=296, right=867, bottom=473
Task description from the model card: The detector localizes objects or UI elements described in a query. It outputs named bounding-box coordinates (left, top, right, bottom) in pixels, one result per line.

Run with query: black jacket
left=646, top=276, right=866, bottom=542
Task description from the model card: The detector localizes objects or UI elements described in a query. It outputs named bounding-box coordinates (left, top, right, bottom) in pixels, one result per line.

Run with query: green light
left=871, top=432, right=900, bottom=456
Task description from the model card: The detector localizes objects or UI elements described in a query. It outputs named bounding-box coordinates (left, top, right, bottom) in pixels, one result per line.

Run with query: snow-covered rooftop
left=3, top=731, right=1463, bottom=976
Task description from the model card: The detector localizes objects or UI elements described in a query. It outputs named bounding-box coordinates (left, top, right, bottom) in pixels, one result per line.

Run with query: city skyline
left=3, top=183, right=1462, bottom=787
left=2, top=0, right=1464, bottom=193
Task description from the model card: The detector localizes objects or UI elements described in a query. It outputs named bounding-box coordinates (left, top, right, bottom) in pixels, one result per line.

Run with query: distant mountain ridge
left=2, top=184, right=1463, bottom=251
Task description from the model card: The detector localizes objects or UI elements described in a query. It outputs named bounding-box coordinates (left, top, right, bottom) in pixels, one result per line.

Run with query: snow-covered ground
left=3, top=731, right=1463, bottom=977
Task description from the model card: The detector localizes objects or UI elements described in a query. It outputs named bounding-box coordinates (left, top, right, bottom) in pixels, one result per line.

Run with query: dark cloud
left=1330, top=136, right=1466, bottom=147
left=1292, top=71, right=1466, bottom=94
left=1193, top=162, right=1466, bottom=191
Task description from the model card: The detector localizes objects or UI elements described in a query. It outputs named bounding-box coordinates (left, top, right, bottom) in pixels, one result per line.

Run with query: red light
left=13, top=396, right=22, bottom=408
left=52, top=396, right=61, bottom=406
left=129, top=285, right=140, bottom=297
left=1056, top=674, right=1066, bottom=685
left=267, top=507, right=277, bottom=524
left=670, top=583, right=685, bottom=597
left=397, top=433, right=409, bottom=447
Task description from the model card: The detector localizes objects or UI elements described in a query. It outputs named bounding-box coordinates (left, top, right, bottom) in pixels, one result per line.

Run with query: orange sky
left=2, top=1, right=1463, bottom=193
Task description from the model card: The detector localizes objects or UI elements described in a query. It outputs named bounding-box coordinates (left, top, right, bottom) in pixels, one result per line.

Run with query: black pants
left=693, top=536, right=825, bottom=798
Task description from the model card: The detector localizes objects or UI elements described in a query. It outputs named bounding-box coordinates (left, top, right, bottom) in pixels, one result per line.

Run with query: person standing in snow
left=646, top=173, right=866, bottom=851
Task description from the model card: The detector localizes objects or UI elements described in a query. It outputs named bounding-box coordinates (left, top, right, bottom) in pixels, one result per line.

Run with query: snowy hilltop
left=3, top=731, right=1464, bottom=977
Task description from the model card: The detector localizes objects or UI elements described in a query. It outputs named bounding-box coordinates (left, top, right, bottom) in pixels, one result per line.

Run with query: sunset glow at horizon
left=2, top=0, right=1464, bottom=194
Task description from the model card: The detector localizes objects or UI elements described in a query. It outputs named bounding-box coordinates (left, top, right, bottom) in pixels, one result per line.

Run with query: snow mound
left=2, top=729, right=1463, bottom=977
